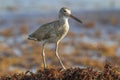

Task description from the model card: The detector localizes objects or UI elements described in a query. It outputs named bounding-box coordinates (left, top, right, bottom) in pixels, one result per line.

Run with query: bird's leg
left=55, top=42, right=66, bottom=69
left=42, top=43, right=47, bottom=69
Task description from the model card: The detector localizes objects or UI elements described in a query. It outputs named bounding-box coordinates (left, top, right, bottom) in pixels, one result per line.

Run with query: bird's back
left=29, top=20, right=59, bottom=41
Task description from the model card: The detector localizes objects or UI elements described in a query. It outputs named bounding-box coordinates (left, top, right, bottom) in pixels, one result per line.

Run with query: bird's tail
left=28, top=35, right=37, bottom=41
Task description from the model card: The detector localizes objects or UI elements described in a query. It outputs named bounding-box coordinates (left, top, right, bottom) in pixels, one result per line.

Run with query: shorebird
left=28, top=7, right=82, bottom=69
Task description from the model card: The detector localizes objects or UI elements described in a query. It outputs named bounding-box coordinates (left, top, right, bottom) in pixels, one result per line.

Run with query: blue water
left=0, top=0, right=120, bottom=14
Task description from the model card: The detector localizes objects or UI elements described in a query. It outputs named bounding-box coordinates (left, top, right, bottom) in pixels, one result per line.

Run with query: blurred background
left=0, top=0, right=120, bottom=75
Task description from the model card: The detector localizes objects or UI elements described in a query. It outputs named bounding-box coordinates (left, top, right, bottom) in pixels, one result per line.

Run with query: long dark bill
left=70, top=14, right=82, bottom=23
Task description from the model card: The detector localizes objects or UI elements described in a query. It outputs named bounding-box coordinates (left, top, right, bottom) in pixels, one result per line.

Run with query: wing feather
left=28, top=20, right=59, bottom=41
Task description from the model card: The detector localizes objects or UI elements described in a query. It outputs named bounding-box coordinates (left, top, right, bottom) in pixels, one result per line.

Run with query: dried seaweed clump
left=0, top=63, right=120, bottom=80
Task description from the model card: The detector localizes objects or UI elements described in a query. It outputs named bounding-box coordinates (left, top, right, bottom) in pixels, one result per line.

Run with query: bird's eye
left=63, top=10, right=67, bottom=12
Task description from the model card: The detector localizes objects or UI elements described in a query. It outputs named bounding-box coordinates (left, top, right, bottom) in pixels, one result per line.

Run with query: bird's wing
left=29, top=20, right=59, bottom=41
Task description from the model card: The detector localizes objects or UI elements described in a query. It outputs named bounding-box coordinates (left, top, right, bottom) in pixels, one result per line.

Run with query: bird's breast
left=56, top=23, right=69, bottom=40
left=64, top=22, right=69, bottom=32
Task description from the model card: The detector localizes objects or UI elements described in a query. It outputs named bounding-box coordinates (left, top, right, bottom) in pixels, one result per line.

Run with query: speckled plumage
left=29, top=19, right=69, bottom=43
left=29, top=7, right=70, bottom=43
left=28, top=7, right=82, bottom=69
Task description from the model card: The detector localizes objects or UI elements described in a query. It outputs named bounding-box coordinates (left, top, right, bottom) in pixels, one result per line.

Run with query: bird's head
left=59, top=7, right=82, bottom=23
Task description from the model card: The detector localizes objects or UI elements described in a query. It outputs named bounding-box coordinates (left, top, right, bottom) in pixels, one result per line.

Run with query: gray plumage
left=29, top=20, right=69, bottom=43
left=28, top=7, right=82, bottom=69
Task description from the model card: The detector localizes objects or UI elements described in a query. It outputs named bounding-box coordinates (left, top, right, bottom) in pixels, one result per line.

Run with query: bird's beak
left=70, top=14, right=82, bottom=23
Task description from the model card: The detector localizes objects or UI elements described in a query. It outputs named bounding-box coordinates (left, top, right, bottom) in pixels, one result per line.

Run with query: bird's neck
left=59, top=15, right=69, bottom=25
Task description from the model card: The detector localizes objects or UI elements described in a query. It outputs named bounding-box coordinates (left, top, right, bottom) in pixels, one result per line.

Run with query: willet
left=28, top=7, right=82, bottom=69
